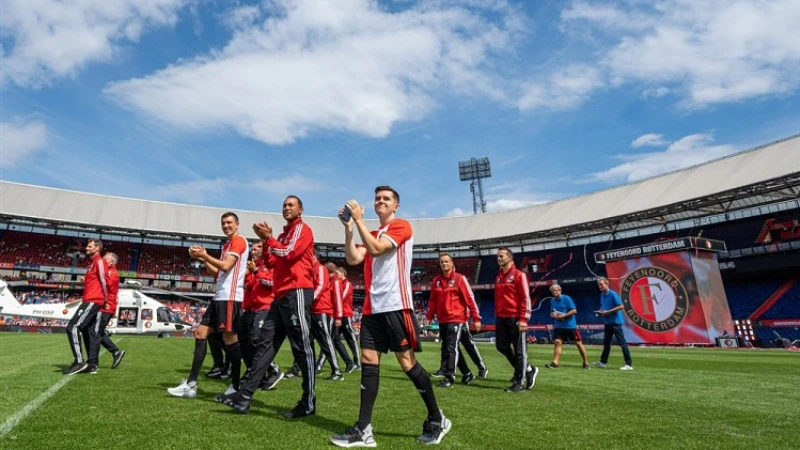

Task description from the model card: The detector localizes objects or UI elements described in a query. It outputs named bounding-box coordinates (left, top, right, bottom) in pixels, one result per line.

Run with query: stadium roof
left=2, top=134, right=799, bottom=249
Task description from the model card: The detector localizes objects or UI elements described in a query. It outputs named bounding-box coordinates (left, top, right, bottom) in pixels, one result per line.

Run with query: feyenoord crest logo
left=621, top=267, right=689, bottom=332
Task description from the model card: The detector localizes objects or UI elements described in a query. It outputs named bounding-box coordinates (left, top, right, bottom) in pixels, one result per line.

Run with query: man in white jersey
left=331, top=186, right=451, bottom=447
left=168, top=212, right=249, bottom=399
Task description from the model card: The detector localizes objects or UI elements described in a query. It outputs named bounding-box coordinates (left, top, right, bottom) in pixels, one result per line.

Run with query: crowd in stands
left=0, top=317, right=67, bottom=327
left=18, top=291, right=80, bottom=305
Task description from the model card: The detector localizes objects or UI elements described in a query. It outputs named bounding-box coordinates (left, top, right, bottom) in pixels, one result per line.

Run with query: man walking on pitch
left=87, top=252, right=125, bottom=373
left=545, top=284, right=589, bottom=370
left=168, top=212, right=249, bottom=399
left=221, top=195, right=317, bottom=418
left=316, top=262, right=357, bottom=374
left=63, top=239, right=107, bottom=375
left=310, top=252, right=344, bottom=380
left=427, top=252, right=483, bottom=387
left=494, top=247, right=539, bottom=392
left=594, top=277, right=633, bottom=371
left=240, top=241, right=283, bottom=390
left=331, top=186, right=450, bottom=447
left=336, top=267, right=360, bottom=371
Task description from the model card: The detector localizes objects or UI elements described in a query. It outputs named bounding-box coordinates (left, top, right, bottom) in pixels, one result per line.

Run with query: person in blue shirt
left=594, top=277, right=633, bottom=370
left=545, top=284, right=590, bottom=370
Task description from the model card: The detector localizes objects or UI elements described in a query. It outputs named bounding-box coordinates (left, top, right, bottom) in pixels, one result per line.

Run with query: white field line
left=0, top=338, right=123, bottom=439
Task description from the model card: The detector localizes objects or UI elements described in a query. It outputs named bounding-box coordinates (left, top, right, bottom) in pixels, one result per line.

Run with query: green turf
left=1, top=334, right=799, bottom=449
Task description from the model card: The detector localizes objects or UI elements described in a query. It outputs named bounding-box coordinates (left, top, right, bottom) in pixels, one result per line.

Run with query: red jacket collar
left=500, top=265, right=516, bottom=276
left=283, top=216, right=304, bottom=232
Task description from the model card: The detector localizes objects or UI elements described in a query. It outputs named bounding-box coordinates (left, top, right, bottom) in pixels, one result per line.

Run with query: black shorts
left=200, top=301, right=241, bottom=333
left=360, top=309, right=421, bottom=354
left=553, top=328, right=581, bottom=342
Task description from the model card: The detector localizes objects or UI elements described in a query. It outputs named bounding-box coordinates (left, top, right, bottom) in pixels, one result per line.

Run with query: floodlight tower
left=458, top=157, right=492, bottom=214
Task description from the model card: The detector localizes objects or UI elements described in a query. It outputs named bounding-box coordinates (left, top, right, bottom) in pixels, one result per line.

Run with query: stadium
left=1, top=134, right=799, bottom=449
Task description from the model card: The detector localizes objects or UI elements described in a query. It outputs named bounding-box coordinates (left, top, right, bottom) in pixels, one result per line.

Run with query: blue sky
left=2, top=0, right=799, bottom=219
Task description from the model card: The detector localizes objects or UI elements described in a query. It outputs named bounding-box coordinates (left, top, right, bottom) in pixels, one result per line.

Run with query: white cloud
left=445, top=207, right=470, bottom=217
left=248, top=176, right=326, bottom=194
left=631, top=133, right=668, bottom=148
left=560, top=0, right=800, bottom=108
left=0, top=0, right=189, bottom=87
left=641, top=86, right=670, bottom=99
left=0, top=119, right=48, bottom=167
left=149, top=175, right=327, bottom=204
left=444, top=188, right=560, bottom=216
left=105, top=0, right=522, bottom=145
left=592, top=132, right=738, bottom=183
left=221, top=5, right=260, bottom=31
left=518, top=64, right=604, bottom=111
left=485, top=197, right=545, bottom=212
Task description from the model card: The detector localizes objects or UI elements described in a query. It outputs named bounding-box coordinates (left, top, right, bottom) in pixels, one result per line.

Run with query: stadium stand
left=0, top=231, right=72, bottom=267
left=760, top=281, right=800, bottom=320
left=723, top=278, right=785, bottom=319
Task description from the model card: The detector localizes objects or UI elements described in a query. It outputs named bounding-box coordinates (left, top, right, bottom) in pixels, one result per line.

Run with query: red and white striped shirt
left=215, top=235, right=249, bottom=302
left=363, top=218, right=413, bottom=315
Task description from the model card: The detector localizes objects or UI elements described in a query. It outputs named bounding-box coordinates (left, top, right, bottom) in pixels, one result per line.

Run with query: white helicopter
left=0, top=280, right=196, bottom=336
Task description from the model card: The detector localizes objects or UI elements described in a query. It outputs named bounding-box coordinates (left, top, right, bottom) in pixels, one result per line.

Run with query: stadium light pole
left=458, top=157, right=491, bottom=214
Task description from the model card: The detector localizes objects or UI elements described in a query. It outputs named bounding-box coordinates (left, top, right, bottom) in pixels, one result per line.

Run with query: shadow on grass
left=208, top=397, right=351, bottom=433
left=52, top=364, right=70, bottom=373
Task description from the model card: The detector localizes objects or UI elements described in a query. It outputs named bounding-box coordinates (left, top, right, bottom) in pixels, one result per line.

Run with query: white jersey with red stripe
left=363, top=218, right=413, bottom=315
left=215, top=235, right=249, bottom=302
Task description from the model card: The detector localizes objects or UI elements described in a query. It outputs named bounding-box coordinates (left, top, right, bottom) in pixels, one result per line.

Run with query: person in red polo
left=64, top=238, right=108, bottom=376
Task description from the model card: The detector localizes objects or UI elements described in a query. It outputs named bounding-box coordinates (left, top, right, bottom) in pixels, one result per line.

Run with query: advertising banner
left=606, top=250, right=733, bottom=344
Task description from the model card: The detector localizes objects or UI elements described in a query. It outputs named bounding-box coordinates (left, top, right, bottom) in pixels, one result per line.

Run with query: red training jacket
left=245, top=254, right=275, bottom=311
left=341, top=279, right=354, bottom=318
left=100, top=265, right=119, bottom=314
left=494, top=265, right=531, bottom=321
left=266, top=217, right=315, bottom=298
left=311, top=260, right=333, bottom=315
left=331, top=277, right=343, bottom=319
left=250, top=259, right=275, bottom=312
left=83, top=253, right=108, bottom=305
left=427, top=270, right=481, bottom=324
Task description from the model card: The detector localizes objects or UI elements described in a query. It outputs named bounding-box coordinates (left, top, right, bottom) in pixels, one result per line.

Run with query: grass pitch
left=1, top=334, right=799, bottom=450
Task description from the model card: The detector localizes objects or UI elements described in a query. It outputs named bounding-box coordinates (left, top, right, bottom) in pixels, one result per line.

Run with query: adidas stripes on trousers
left=88, top=311, right=120, bottom=365
left=239, top=289, right=315, bottom=412
left=311, top=313, right=341, bottom=374
left=66, top=302, right=100, bottom=364
left=439, top=322, right=486, bottom=374
left=495, top=317, right=529, bottom=384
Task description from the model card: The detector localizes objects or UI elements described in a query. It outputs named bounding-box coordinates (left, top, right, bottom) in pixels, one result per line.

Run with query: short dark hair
left=286, top=195, right=303, bottom=208
left=498, top=247, right=513, bottom=257
left=221, top=212, right=239, bottom=223
left=88, top=238, right=103, bottom=251
left=375, top=185, right=399, bottom=203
